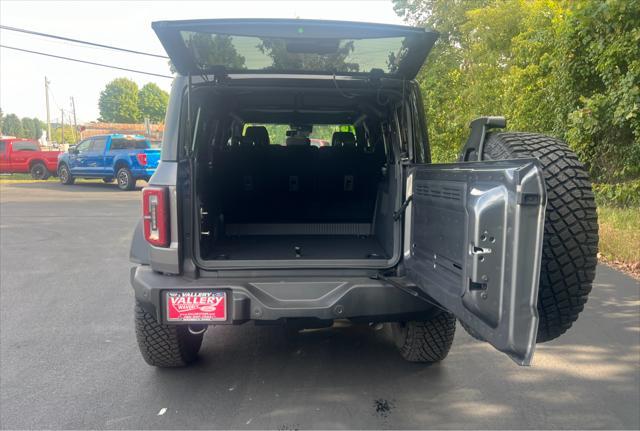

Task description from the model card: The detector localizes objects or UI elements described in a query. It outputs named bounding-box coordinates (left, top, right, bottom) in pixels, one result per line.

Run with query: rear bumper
left=131, top=266, right=433, bottom=324
left=131, top=167, right=156, bottom=179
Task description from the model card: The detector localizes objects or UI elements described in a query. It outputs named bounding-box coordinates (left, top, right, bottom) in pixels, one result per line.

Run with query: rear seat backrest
left=328, top=132, right=360, bottom=193
left=268, top=145, right=318, bottom=221
left=210, top=128, right=385, bottom=225
left=221, top=127, right=274, bottom=222
left=244, top=126, right=270, bottom=146
left=318, top=132, right=380, bottom=222
left=331, top=131, right=356, bottom=148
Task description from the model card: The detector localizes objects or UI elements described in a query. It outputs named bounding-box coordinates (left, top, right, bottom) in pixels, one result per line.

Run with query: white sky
left=0, top=1, right=405, bottom=124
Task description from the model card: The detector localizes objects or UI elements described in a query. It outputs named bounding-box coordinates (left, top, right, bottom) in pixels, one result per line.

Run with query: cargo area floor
left=203, top=235, right=387, bottom=261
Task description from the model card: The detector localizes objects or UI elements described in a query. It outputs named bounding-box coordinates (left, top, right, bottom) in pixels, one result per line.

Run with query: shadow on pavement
left=137, top=266, right=639, bottom=429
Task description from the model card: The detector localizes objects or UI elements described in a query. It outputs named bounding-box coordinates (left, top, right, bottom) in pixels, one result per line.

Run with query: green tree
left=2, top=114, right=23, bottom=137
left=21, top=117, right=36, bottom=139
left=0, top=108, right=4, bottom=133
left=98, top=78, right=141, bottom=123
left=258, top=39, right=359, bottom=73
left=33, top=118, right=44, bottom=140
left=393, top=0, right=492, bottom=162
left=138, top=83, right=169, bottom=122
left=51, top=125, right=75, bottom=145
left=393, top=0, right=639, bottom=184
left=184, top=33, right=246, bottom=70
left=559, top=0, right=640, bottom=182
left=178, top=32, right=360, bottom=74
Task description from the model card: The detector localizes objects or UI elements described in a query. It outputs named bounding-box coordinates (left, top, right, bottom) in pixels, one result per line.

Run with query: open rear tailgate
left=405, top=159, right=547, bottom=365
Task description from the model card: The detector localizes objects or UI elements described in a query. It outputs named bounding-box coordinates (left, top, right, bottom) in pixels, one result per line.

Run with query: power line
left=0, top=45, right=173, bottom=79
left=0, top=25, right=169, bottom=59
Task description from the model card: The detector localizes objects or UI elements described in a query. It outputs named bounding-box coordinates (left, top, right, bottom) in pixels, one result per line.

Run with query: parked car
left=130, top=19, right=598, bottom=368
left=57, top=134, right=160, bottom=190
left=0, top=138, right=61, bottom=179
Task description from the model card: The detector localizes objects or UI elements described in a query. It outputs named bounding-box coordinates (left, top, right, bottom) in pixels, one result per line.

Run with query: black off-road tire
left=58, top=163, right=75, bottom=185
left=30, top=162, right=50, bottom=180
left=134, top=301, right=204, bottom=367
left=390, top=310, right=456, bottom=364
left=116, top=167, right=136, bottom=191
left=479, top=132, right=599, bottom=343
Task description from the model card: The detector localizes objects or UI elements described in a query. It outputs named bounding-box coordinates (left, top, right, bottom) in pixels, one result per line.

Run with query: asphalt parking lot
left=1, top=181, right=639, bottom=430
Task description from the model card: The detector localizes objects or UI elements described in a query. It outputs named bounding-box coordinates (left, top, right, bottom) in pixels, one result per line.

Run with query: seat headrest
left=286, top=136, right=311, bottom=146
left=244, top=126, right=270, bottom=146
left=331, top=131, right=356, bottom=148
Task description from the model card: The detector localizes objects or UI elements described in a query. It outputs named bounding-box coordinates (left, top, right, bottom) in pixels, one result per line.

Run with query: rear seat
left=269, top=137, right=319, bottom=222
left=244, top=126, right=270, bottom=147
left=212, top=127, right=385, bottom=225
left=317, top=132, right=383, bottom=222
left=221, top=127, right=272, bottom=223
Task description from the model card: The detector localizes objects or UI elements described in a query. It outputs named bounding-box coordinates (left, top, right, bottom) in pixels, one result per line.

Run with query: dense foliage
left=2, top=114, right=23, bottom=137
left=593, top=180, right=640, bottom=208
left=49, top=125, right=76, bottom=146
left=393, top=0, right=640, bottom=183
left=189, top=34, right=246, bottom=70
left=180, top=33, right=361, bottom=73
left=0, top=109, right=60, bottom=141
left=138, top=83, right=170, bottom=123
left=20, top=118, right=36, bottom=140
left=98, top=78, right=141, bottom=123
left=98, top=78, right=169, bottom=123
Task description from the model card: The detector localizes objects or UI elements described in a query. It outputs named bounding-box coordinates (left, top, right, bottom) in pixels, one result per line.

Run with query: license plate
left=165, top=291, right=227, bottom=322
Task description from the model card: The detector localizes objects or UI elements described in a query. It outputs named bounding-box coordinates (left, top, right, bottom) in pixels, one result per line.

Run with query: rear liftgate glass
left=152, top=19, right=437, bottom=79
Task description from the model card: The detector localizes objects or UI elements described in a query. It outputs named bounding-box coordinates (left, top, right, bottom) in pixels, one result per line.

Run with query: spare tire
left=478, top=132, right=599, bottom=342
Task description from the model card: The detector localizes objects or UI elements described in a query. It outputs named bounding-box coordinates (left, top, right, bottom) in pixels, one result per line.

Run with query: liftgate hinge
left=393, top=195, right=413, bottom=221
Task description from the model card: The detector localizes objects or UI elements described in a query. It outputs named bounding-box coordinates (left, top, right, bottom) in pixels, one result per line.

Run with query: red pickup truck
left=0, top=138, right=61, bottom=179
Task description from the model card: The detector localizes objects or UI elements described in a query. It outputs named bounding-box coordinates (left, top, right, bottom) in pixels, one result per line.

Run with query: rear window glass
left=180, top=31, right=408, bottom=74
left=12, top=141, right=39, bottom=151
left=241, top=124, right=355, bottom=147
left=110, top=139, right=150, bottom=150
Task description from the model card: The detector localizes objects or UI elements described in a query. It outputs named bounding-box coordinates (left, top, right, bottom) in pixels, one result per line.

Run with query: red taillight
left=136, top=153, right=148, bottom=166
left=142, top=187, right=169, bottom=247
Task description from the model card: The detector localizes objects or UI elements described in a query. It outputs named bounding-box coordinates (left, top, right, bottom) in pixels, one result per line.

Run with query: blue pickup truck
left=58, top=134, right=160, bottom=190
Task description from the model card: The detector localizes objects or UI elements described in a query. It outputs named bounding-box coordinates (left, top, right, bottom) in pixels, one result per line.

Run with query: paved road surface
left=1, top=182, right=639, bottom=429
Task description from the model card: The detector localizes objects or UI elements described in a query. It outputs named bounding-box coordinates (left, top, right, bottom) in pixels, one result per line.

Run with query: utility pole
left=70, top=97, right=78, bottom=143
left=60, top=108, right=64, bottom=146
left=45, top=77, right=52, bottom=144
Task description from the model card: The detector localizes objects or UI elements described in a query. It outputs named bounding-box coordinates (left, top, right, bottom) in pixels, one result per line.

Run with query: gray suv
left=130, top=19, right=598, bottom=367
